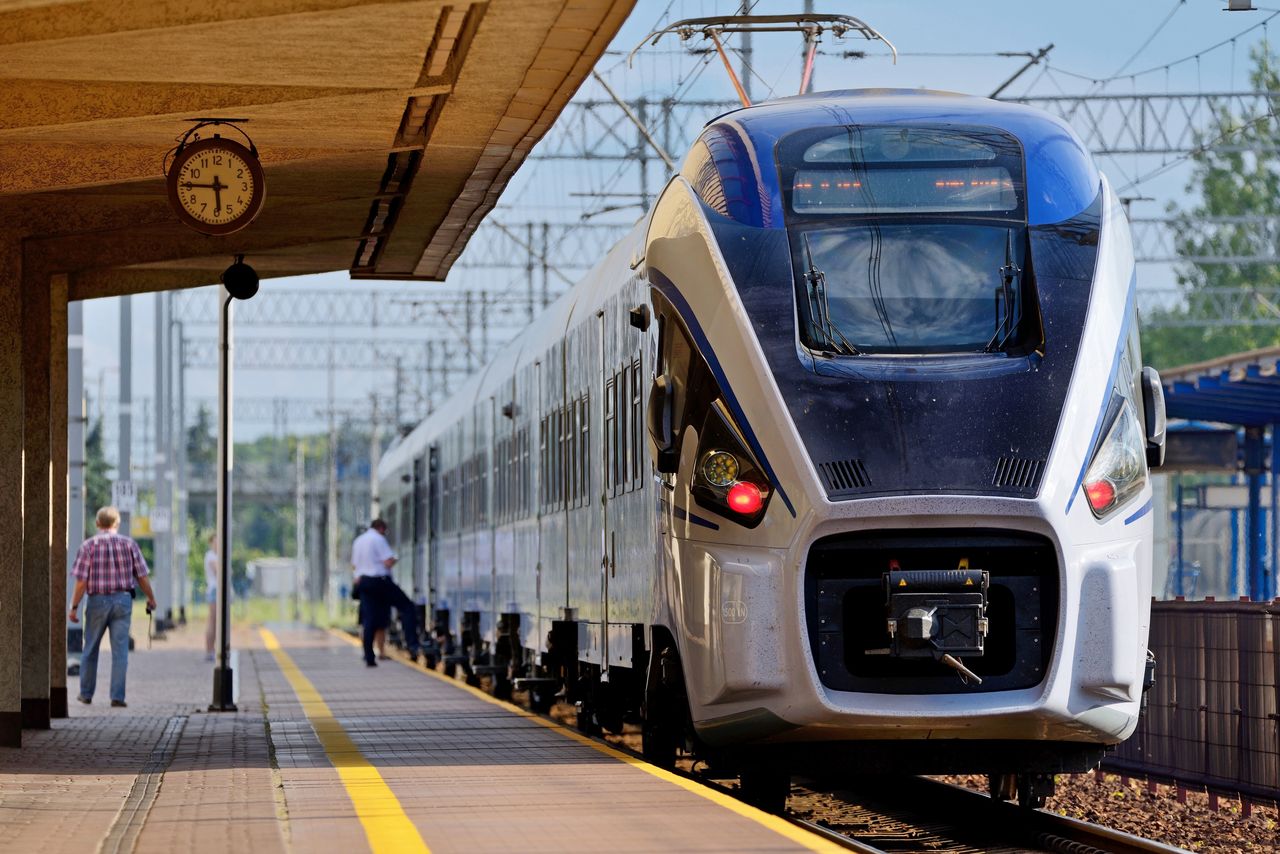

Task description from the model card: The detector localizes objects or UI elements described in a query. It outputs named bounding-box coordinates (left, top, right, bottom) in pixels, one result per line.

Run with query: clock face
left=166, top=137, right=265, bottom=235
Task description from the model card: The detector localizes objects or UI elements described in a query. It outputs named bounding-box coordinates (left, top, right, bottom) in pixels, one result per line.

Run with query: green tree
left=187, top=403, right=216, bottom=476
left=1141, top=44, right=1280, bottom=369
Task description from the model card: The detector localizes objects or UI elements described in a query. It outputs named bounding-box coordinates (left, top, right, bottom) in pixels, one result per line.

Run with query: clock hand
left=213, top=174, right=224, bottom=214
left=183, top=182, right=218, bottom=190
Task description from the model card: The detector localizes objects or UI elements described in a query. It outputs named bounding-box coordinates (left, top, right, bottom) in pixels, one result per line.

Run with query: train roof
left=697, top=88, right=1101, bottom=226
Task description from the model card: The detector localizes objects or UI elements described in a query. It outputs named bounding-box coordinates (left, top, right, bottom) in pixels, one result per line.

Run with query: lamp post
left=210, top=256, right=258, bottom=712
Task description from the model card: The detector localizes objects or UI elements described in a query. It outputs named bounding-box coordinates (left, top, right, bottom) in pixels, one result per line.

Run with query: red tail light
left=727, top=481, right=764, bottom=515
left=1084, top=478, right=1116, bottom=512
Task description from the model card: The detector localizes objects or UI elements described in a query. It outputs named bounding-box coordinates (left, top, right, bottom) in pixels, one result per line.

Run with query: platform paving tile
left=258, top=626, right=814, bottom=853
left=0, top=622, right=286, bottom=854
left=2, top=621, right=817, bottom=853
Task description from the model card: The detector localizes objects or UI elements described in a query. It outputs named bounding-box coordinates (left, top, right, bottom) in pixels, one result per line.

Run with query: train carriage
left=377, top=89, right=1166, bottom=810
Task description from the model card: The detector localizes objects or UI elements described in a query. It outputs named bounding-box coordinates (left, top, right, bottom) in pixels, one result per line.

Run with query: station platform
left=0, top=620, right=836, bottom=854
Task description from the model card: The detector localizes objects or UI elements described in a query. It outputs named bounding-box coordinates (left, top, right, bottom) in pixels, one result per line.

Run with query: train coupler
left=884, top=569, right=989, bottom=684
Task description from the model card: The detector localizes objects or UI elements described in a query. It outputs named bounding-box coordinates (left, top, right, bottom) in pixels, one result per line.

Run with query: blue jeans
left=79, top=591, right=133, bottom=703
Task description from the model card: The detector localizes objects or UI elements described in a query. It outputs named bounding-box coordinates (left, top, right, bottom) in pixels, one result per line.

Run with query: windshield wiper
left=802, top=232, right=860, bottom=356
left=983, top=228, right=1024, bottom=353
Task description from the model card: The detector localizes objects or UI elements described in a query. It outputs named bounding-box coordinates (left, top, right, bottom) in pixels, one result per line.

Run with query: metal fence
left=1107, top=600, right=1279, bottom=805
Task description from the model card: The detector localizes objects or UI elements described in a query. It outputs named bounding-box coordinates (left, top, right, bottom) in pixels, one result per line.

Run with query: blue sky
left=83, top=0, right=1278, bottom=451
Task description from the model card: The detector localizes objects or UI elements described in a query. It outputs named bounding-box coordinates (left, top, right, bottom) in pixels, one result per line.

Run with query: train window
left=479, top=451, right=488, bottom=525
left=554, top=407, right=565, bottom=509
left=466, top=456, right=476, bottom=531
left=441, top=470, right=451, bottom=533
left=495, top=438, right=505, bottom=523
left=413, top=456, right=426, bottom=540
left=516, top=427, right=528, bottom=518
left=452, top=466, right=461, bottom=533
left=398, top=495, right=410, bottom=547
left=551, top=409, right=560, bottom=509
left=604, top=375, right=617, bottom=495
left=615, top=369, right=626, bottom=495
left=656, top=297, right=720, bottom=443
left=777, top=124, right=1040, bottom=357
left=455, top=463, right=462, bottom=531
left=458, top=464, right=465, bottom=531
left=542, top=415, right=548, bottom=510
left=579, top=395, right=591, bottom=506
left=576, top=398, right=585, bottom=506
left=630, top=358, right=643, bottom=488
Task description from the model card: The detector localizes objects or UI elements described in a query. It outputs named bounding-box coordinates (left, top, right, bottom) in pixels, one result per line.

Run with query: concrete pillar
left=0, top=241, right=23, bottom=747
left=49, top=275, right=68, bottom=719
left=21, top=259, right=51, bottom=730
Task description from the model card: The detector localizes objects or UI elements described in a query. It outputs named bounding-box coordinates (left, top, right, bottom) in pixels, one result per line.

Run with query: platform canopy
left=0, top=0, right=634, bottom=298
left=1161, top=345, right=1280, bottom=427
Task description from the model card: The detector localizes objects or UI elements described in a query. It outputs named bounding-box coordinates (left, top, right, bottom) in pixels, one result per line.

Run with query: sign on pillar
left=111, top=480, right=137, bottom=513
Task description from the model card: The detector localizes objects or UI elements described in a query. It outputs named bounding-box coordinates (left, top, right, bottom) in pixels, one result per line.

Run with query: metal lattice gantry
left=182, top=335, right=473, bottom=373
left=173, top=288, right=546, bottom=329
left=1011, top=92, right=1280, bottom=155
left=98, top=396, right=390, bottom=425
left=1139, top=286, right=1280, bottom=327
left=180, top=334, right=473, bottom=420
left=1130, top=215, right=1280, bottom=264
left=537, top=91, right=1280, bottom=163
left=530, top=98, right=733, bottom=163
left=169, top=223, right=634, bottom=328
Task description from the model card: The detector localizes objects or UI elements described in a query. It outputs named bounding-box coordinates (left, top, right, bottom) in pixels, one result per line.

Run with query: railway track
left=788, top=775, right=1191, bottom=854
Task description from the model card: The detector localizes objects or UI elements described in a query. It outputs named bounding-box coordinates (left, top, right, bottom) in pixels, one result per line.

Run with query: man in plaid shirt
left=69, top=506, right=157, bottom=707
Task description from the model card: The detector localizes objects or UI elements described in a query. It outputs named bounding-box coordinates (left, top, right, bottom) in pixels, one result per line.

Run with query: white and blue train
left=377, top=89, right=1167, bottom=809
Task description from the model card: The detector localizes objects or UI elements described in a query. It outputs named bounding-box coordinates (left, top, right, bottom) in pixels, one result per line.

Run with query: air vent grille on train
left=818, top=458, right=871, bottom=493
left=992, top=456, right=1045, bottom=492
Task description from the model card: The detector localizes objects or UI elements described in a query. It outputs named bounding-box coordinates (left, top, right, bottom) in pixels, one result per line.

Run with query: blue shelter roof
left=1162, top=346, right=1280, bottom=426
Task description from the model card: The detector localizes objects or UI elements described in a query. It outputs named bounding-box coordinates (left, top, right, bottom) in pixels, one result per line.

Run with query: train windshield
left=778, top=125, right=1035, bottom=356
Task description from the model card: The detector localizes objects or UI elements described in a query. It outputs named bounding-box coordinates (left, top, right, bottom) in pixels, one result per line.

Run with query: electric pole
left=118, top=297, right=131, bottom=536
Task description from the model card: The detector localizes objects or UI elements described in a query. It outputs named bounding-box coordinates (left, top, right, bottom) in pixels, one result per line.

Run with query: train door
left=427, top=444, right=440, bottom=624
left=596, top=307, right=611, bottom=674
left=413, top=453, right=427, bottom=599
left=532, top=359, right=545, bottom=655
left=538, top=342, right=569, bottom=653
left=605, top=277, right=652, bottom=666
left=487, top=393, right=499, bottom=651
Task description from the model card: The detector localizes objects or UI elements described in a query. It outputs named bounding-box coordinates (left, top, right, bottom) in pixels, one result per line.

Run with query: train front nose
left=804, top=528, right=1057, bottom=697
left=681, top=508, right=1147, bottom=752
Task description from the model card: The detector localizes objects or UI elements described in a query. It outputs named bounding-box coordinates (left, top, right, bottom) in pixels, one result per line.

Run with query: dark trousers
left=358, top=575, right=419, bottom=664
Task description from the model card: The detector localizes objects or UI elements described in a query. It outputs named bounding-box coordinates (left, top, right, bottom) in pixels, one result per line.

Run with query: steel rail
left=809, top=775, right=1192, bottom=854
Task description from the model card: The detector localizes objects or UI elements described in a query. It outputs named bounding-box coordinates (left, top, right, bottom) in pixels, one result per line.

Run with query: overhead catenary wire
left=1104, top=0, right=1187, bottom=82
left=1048, top=8, right=1280, bottom=89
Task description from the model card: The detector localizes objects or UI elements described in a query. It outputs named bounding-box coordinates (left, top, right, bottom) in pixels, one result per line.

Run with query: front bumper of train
left=673, top=493, right=1152, bottom=749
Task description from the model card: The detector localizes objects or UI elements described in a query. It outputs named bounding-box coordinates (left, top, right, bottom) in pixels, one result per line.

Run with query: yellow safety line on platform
left=326, top=628, right=845, bottom=854
left=260, top=628, right=431, bottom=854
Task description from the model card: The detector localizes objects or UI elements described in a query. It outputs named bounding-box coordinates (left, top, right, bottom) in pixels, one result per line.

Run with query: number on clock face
left=176, top=147, right=255, bottom=226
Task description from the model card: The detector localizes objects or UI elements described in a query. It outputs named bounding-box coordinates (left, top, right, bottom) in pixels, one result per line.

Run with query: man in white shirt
left=351, top=519, right=420, bottom=667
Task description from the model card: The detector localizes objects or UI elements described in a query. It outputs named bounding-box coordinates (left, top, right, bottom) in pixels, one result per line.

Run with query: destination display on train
left=791, top=166, right=1018, bottom=214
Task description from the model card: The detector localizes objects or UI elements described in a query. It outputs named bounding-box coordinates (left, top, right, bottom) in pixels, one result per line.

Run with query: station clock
left=166, top=136, right=265, bottom=236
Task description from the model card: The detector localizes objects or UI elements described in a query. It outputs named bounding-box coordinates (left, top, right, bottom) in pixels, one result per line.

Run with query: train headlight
left=691, top=401, right=772, bottom=528
left=701, top=450, right=740, bottom=486
left=1082, top=399, right=1147, bottom=519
